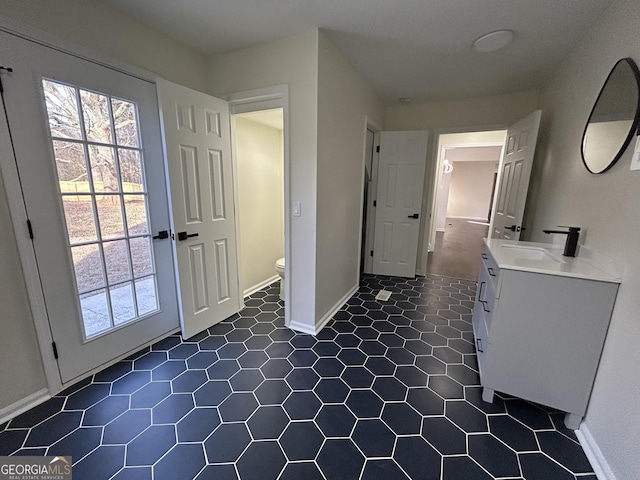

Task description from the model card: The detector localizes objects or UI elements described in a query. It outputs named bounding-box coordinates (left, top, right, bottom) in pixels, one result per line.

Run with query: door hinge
left=370, top=250, right=374, bottom=257
left=373, top=200, right=376, bottom=207
left=376, top=146, right=380, bottom=153
left=52, top=341, right=59, bottom=360
left=27, top=219, right=34, bottom=239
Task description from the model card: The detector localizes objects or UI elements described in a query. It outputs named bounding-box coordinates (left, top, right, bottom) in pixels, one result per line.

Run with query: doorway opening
left=360, top=125, right=376, bottom=274
left=232, top=108, right=285, bottom=301
left=426, top=130, right=506, bottom=280
left=226, top=85, right=290, bottom=327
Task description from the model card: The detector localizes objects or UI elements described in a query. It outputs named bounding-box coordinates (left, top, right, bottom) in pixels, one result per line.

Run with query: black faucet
left=542, top=226, right=581, bottom=257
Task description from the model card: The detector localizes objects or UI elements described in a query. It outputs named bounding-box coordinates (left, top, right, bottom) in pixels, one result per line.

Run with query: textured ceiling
left=97, top=0, right=614, bottom=104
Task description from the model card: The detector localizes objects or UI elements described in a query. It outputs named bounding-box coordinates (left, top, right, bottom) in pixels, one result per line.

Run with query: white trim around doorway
left=360, top=116, right=381, bottom=276
left=420, top=125, right=508, bottom=276
left=226, top=85, right=291, bottom=329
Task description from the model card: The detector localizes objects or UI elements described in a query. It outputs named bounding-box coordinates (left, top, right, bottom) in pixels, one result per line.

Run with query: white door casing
left=372, top=131, right=428, bottom=277
left=157, top=79, right=241, bottom=340
left=0, top=31, right=179, bottom=384
left=362, top=127, right=377, bottom=274
left=491, top=111, right=542, bottom=240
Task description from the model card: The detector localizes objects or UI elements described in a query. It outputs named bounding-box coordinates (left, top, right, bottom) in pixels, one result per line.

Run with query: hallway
left=426, top=218, right=490, bottom=281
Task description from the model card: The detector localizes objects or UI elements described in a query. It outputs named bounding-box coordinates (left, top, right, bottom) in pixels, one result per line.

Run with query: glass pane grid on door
left=42, top=78, right=159, bottom=340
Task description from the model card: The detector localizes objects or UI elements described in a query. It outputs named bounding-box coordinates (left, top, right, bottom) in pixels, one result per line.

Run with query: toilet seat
left=276, top=257, right=285, bottom=270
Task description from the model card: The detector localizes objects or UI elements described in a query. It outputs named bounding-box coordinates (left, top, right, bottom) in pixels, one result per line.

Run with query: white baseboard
left=0, top=388, right=50, bottom=425
left=576, top=424, right=616, bottom=480
left=447, top=215, right=489, bottom=221
left=243, top=275, right=279, bottom=298
left=315, top=284, right=359, bottom=334
left=287, top=319, right=317, bottom=335
left=287, top=284, right=359, bottom=336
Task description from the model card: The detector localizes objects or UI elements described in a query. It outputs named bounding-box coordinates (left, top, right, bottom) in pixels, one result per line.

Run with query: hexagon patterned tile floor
left=0, top=275, right=597, bottom=480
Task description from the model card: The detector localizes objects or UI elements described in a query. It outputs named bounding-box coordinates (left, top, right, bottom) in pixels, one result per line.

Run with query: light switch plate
left=292, top=202, right=301, bottom=217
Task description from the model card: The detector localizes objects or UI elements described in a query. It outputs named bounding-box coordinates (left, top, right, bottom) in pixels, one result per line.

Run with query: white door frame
left=225, top=85, right=291, bottom=326
left=0, top=19, right=176, bottom=399
left=421, top=125, right=508, bottom=275
left=361, top=116, right=381, bottom=275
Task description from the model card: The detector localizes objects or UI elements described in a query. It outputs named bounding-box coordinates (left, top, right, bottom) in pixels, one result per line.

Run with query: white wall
left=207, top=30, right=319, bottom=330
left=447, top=161, right=496, bottom=220
left=436, top=170, right=452, bottom=230
left=315, top=32, right=384, bottom=323
left=0, top=0, right=207, bottom=91
left=235, top=116, right=284, bottom=295
left=385, top=91, right=539, bottom=270
left=0, top=0, right=208, bottom=412
left=525, top=0, right=640, bottom=477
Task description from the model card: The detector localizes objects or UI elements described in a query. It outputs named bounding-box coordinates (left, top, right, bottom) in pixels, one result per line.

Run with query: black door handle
left=153, top=230, right=169, bottom=240
left=177, top=231, right=199, bottom=241
left=408, top=214, right=419, bottom=219
left=505, top=225, right=520, bottom=232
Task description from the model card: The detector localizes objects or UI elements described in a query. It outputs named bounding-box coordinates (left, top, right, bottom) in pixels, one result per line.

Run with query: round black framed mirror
left=581, top=58, right=640, bottom=174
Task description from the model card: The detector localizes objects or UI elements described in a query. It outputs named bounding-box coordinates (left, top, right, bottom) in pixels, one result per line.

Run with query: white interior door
left=491, top=111, right=542, bottom=239
left=157, top=79, right=241, bottom=340
left=372, top=131, right=428, bottom=277
left=0, top=31, right=179, bottom=384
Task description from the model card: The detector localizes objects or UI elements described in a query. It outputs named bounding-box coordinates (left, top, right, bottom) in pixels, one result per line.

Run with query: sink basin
left=500, top=244, right=564, bottom=263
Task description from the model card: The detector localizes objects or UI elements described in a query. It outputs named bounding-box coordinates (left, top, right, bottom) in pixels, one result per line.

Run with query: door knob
left=152, top=230, right=170, bottom=240
left=177, top=231, right=199, bottom=241
left=408, top=213, right=419, bottom=219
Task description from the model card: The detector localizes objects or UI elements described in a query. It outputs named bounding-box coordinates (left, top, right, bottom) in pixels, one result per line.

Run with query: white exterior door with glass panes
left=0, top=31, right=179, bottom=383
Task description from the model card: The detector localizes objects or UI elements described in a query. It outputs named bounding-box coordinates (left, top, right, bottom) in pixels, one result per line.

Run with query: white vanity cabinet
left=473, top=239, right=620, bottom=429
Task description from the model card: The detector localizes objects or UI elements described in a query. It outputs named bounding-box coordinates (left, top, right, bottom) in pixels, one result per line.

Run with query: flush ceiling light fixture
left=472, top=29, right=514, bottom=53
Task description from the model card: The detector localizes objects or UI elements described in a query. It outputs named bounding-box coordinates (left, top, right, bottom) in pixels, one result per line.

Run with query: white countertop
left=484, top=238, right=622, bottom=283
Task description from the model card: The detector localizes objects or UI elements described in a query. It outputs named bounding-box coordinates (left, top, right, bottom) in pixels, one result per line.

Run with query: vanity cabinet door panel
left=472, top=301, right=488, bottom=377
left=482, top=270, right=618, bottom=415
left=481, top=247, right=500, bottom=291
left=476, top=272, right=495, bottom=332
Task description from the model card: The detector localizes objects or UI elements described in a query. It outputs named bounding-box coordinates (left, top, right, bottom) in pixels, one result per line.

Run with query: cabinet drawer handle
left=481, top=253, right=488, bottom=260
left=478, top=281, right=485, bottom=302
left=487, top=267, right=496, bottom=277
left=476, top=338, right=484, bottom=353
left=481, top=300, right=490, bottom=313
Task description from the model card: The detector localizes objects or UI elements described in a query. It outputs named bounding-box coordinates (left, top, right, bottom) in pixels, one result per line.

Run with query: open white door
left=372, top=131, right=428, bottom=277
left=491, top=111, right=542, bottom=239
left=157, top=80, right=241, bottom=340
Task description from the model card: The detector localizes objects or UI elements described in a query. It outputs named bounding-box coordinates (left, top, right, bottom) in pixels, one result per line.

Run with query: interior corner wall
left=384, top=90, right=541, bottom=270
left=207, top=30, right=319, bottom=329
left=235, top=117, right=284, bottom=295
left=525, top=0, right=640, bottom=477
left=0, top=0, right=208, bottom=91
left=315, top=32, right=385, bottom=324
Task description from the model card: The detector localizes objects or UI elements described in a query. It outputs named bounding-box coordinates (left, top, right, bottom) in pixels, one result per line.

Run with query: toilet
left=275, top=257, right=285, bottom=301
